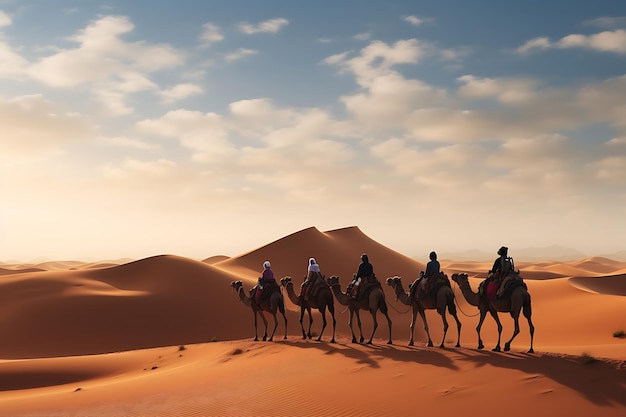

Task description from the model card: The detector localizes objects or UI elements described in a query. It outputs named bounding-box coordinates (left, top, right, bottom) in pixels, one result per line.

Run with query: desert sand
left=0, top=226, right=624, bottom=416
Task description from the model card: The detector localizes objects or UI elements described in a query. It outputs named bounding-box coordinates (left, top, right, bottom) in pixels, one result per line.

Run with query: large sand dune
left=0, top=226, right=624, bottom=416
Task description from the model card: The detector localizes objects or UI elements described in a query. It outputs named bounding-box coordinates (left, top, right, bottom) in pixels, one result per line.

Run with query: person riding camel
left=494, top=246, right=519, bottom=297
left=300, top=257, right=322, bottom=301
left=418, top=251, right=440, bottom=299
left=480, top=246, right=512, bottom=299
left=349, top=253, right=374, bottom=299
left=256, top=260, right=276, bottom=303
left=491, top=246, right=511, bottom=279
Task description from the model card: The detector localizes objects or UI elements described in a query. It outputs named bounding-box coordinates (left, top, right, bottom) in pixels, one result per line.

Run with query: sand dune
left=0, top=226, right=624, bottom=416
left=0, top=267, right=45, bottom=276
left=0, top=339, right=623, bottom=417
left=569, top=275, right=626, bottom=296
left=215, top=226, right=426, bottom=282
left=202, top=255, right=230, bottom=264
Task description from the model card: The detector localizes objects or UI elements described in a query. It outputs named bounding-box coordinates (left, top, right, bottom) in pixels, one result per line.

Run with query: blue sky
left=1, top=0, right=626, bottom=261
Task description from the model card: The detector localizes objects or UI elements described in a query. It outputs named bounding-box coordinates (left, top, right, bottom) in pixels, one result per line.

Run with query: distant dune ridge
left=0, top=226, right=624, bottom=416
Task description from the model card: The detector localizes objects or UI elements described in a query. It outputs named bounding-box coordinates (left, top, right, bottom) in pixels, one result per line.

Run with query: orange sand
left=0, top=226, right=624, bottom=416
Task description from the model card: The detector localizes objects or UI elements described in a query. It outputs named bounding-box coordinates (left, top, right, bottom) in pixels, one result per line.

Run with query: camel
left=280, top=276, right=336, bottom=343
left=385, top=275, right=461, bottom=348
left=326, top=275, right=392, bottom=345
left=451, top=273, right=534, bottom=353
left=230, top=280, right=288, bottom=342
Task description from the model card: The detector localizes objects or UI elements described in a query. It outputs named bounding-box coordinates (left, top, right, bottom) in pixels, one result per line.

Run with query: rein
left=386, top=286, right=412, bottom=314
left=452, top=280, right=480, bottom=318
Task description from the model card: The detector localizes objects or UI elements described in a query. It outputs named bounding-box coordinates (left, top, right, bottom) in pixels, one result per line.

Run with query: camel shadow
left=453, top=349, right=626, bottom=407
left=282, top=338, right=459, bottom=371
left=281, top=339, right=625, bottom=407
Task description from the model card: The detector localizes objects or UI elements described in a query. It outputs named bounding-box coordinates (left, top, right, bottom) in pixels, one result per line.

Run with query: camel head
left=230, top=280, right=243, bottom=291
left=451, top=273, right=468, bottom=286
left=280, top=276, right=293, bottom=287
left=327, top=275, right=340, bottom=286
left=385, top=276, right=402, bottom=287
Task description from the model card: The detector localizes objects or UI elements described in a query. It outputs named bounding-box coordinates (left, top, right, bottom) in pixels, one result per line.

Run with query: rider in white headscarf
left=301, top=257, right=322, bottom=300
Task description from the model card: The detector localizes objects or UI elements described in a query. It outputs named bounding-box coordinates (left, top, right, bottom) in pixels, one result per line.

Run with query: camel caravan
left=230, top=248, right=534, bottom=353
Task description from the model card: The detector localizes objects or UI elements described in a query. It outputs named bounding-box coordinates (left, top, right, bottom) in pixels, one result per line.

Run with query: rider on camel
left=256, top=260, right=275, bottom=303
left=300, top=257, right=322, bottom=301
left=418, top=251, right=440, bottom=298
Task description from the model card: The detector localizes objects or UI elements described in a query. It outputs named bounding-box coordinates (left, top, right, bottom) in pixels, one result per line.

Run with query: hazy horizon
left=3, top=225, right=625, bottom=265
left=2, top=1, right=626, bottom=262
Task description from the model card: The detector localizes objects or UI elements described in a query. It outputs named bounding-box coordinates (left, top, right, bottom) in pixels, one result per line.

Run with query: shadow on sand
left=281, top=337, right=626, bottom=407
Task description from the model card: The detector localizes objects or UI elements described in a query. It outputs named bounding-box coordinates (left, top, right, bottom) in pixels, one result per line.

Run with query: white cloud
left=583, top=16, right=626, bottom=29
left=328, top=39, right=427, bottom=87
left=92, top=87, right=134, bottom=116
left=322, top=51, right=350, bottom=65
left=0, top=95, right=93, bottom=161
left=224, top=48, right=258, bottom=62
left=237, top=18, right=288, bottom=34
left=18, top=15, right=187, bottom=116
left=135, top=99, right=356, bottom=200
left=516, top=37, right=551, bottom=54
left=341, top=73, right=447, bottom=129
left=136, top=109, right=235, bottom=163
left=517, top=30, right=626, bottom=55
left=28, top=15, right=183, bottom=88
left=199, top=23, right=224, bottom=47
left=402, top=15, right=433, bottom=27
left=0, top=40, right=28, bottom=78
left=158, top=83, right=204, bottom=103
left=98, top=135, right=160, bottom=150
left=353, top=32, right=371, bottom=41
left=607, top=136, right=626, bottom=146
left=582, top=29, right=626, bottom=53
left=0, top=10, right=11, bottom=27
left=457, top=75, right=538, bottom=104
left=439, top=47, right=470, bottom=63
left=370, top=138, right=481, bottom=186
left=592, top=156, right=626, bottom=183
left=102, top=158, right=177, bottom=179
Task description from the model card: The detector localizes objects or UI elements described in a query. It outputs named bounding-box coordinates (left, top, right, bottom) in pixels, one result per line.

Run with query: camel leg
left=504, top=312, right=520, bottom=352
left=316, top=305, right=327, bottom=342
left=504, top=308, right=521, bottom=352
left=259, top=311, right=269, bottom=342
left=253, top=310, right=259, bottom=341
left=419, top=308, right=433, bottom=347
left=348, top=309, right=358, bottom=343
left=489, top=309, right=503, bottom=352
left=355, top=310, right=364, bottom=343
left=280, top=301, right=288, bottom=340
left=408, top=306, right=418, bottom=346
left=306, top=307, right=313, bottom=339
left=299, top=307, right=307, bottom=339
left=526, top=306, right=535, bottom=354
left=437, top=308, right=449, bottom=348
left=382, top=305, right=393, bottom=345
left=476, top=310, right=487, bottom=349
left=369, top=297, right=392, bottom=345
left=268, top=312, right=278, bottom=342
left=328, top=302, right=336, bottom=343
left=366, top=308, right=378, bottom=344
left=448, top=301, right=462, bottom=348
left=522, top=296, right=534, bottom=353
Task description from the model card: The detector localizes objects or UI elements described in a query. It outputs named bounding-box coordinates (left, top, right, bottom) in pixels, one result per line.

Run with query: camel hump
left=497, top=276, right=527, bottom=299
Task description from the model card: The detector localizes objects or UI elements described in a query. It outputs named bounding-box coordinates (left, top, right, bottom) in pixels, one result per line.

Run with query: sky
left=2, top=0, right=626, bottom=262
